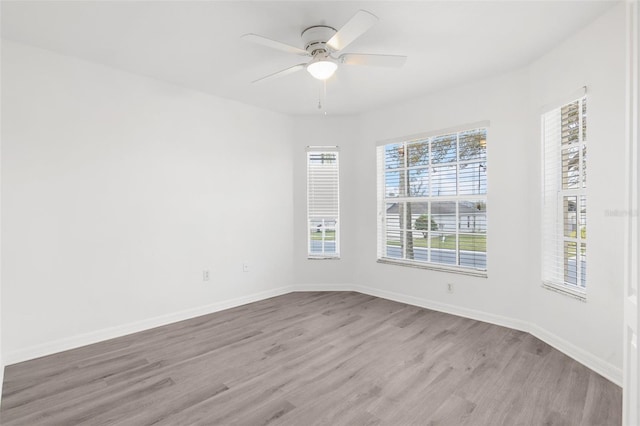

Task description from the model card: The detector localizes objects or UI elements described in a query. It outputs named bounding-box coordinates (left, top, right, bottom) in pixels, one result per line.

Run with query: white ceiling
left=1, top=1, right=617, bottom=116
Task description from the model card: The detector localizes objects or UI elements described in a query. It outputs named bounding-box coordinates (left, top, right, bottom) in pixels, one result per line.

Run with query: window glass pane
left=562, top=147, right=580, bottom=189
left=459, top=234, right=487, bottom=270
left=580, top=243, right=587, bottom=288
left=561, top=100, right=580, bottom=145
left=385, top=203, right=402, bottom=230
left=582, top=97, right=587, bottom=142
left=430, top=233, right=457, bottom=265
left=413, top=211, right=437, bottom=239
left=459, top=162, right=487, bottom=195
left=564, top=196, right=577, bottom=237
left=404, top=230, right=418, bottom=260
left=582, top=145, right=587, bottom=188
left=407, top=140, right=429, bottom=167
left=385, top=144, right=404, bottom=169
left=431, top=201, right=456, bottom=233
left=409, top=231, right=428, bottom=261
left=408, top=168, right=429, bottom=197
left=459, top=201, right=486, bottom=234
left=385, top=171, right=403, bottom=198
left=431, top=134, right=457, bottom=164
left=407, top=202, right=429, bottom=227
left=309, top=229, right=322, bottom=254
left=385, top=230, right=403, bottom=259
left=309, top=229, right=336, bottom=254
left=579, top=195, right=586, bottom=240
left=431, top=165, right=457, bottom=196
left=459, top=129, right=487, bottom=162
left=564, top=241, right=578, bottom=285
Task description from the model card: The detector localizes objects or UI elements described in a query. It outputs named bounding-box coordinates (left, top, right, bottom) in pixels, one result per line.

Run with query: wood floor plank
left=1, top=291, right=622, bottom=425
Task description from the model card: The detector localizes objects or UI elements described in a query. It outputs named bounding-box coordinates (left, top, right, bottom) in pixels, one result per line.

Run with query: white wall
left=293, top=116, right=359, bottom=288
left=527, top=4, right=626, bottom=381
left=1, top=41, right=294, bottom=363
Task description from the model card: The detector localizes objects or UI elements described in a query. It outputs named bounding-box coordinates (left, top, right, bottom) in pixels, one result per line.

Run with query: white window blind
left=307, top=147, right=340, bottom=258
left=542, top=95, right=587, bottom=298
left=376, top=127, right=487, bottom=275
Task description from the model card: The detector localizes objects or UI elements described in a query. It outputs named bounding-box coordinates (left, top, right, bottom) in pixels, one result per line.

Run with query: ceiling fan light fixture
left=307, top=59, right=338, bottom=80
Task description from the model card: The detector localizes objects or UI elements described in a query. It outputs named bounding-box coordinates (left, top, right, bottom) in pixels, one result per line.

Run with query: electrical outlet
left=447, top=283, right=454, bottom=293
left=242, top=262, right=249, bottom=272
left=203, top=270, right=210, bottom=281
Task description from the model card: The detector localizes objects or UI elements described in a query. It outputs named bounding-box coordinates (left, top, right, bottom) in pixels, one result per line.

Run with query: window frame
left=541, top=92, right=588, bottom=300
left=376, top=123, right=489, bottom=277
left=307, top=147, right=340, bottom=259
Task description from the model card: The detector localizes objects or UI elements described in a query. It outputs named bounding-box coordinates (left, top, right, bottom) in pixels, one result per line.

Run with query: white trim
left=541, top=282, right=587, bottom=302
left=530, top=324, right=622, bottom=387
left=307, top=256, right=340, bottom=260
left=375, top=120, right=490, bottom=147
left=377, top=258, right=487, bottom=278
left=293, top=283, right=355, bottom=292
left=624, top=0, right=640, bottom=423
left=352, top=284, right=529, bottom=332
left=4, top=285, right=294, bottom=366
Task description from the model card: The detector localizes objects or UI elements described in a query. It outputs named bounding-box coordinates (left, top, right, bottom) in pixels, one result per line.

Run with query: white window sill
left=308, top=256, right=340, bottom=260
left=377, top=258, right=487, bottom=278
left=542, top=281, right=586, bottom=302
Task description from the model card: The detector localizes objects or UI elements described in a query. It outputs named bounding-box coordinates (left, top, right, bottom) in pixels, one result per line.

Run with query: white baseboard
left=4, top=283, right=622, bottom=388
left=529, top=324, right=622, bottom=387
left=4, top=285, right=294, bottom=366
left=293, top=283, right=355, bottom=292
left=352, top=284, right=530, bottom=332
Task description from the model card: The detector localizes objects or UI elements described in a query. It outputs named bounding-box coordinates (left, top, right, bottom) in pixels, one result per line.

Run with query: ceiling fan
left=242, top=10, right=407, bottom=83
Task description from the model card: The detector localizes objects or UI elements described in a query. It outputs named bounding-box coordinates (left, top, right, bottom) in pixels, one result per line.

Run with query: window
left=542, top=95, right=587, bottom=298
left=377, top=126, right=488, bottom=275
left=307, top=147, right=340, bottom=258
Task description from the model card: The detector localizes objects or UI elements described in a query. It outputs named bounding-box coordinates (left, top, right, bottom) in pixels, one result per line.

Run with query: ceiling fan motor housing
left=301, top=25, right=337, bottom=56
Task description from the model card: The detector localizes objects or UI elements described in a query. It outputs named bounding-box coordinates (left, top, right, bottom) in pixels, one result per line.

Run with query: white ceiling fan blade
left=339, top=53, right=407, bottom=68
left=242, top=33, right=308, bottom=56
left=327, top=10, right=379, bottom=52
left=252, top=63, right=306, bottom=84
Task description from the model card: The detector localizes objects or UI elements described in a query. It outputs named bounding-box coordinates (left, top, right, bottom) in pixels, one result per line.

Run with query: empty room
left=1, top=0, right=639, bottom=425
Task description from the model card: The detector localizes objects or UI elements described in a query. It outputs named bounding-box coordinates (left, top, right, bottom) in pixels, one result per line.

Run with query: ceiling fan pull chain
left=318, top=80, right=328, bottom=112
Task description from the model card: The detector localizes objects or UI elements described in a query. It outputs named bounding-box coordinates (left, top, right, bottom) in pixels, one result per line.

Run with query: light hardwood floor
left=1, top=291, right=622, bottom=425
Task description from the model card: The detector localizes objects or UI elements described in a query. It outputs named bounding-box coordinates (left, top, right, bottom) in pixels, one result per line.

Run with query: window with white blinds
left=376, top=126, right=487, bottom=275
left=307, top=147, right=340, bottom=258
left=542, top=95, right=587, bottom=298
